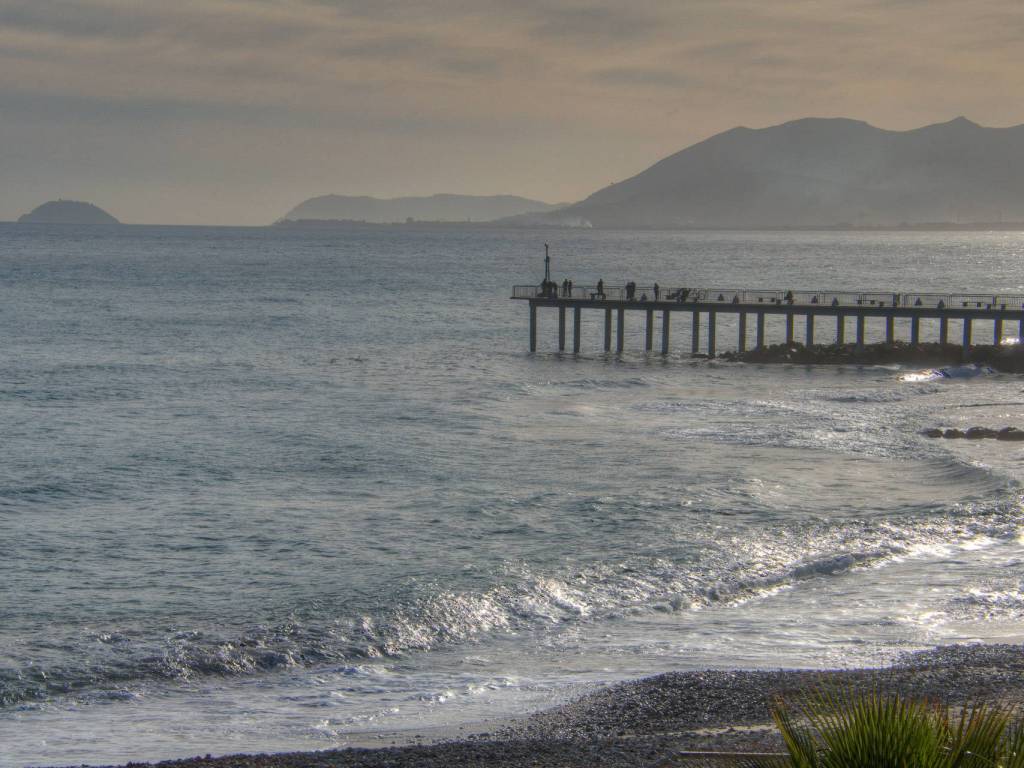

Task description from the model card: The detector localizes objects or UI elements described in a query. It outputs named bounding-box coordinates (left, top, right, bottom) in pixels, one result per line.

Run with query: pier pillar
left=529, top=303, right=537, bottom=352
left=837, top=315, right=845, bottom=345
left=756, top=312, right=765, bottom=349
left=785, top=313, right=794, bottom=344
left=910, top=316, right=920, bottom=345
left=805, top=314, right=814, bottom=347
left=645, top=309, right=654, bottom=351
left=558, top=306, right=566, bottom=352
left=616, top=308, right=625, bottom=353
left=856, top=315, right=865, bottom=348
left=604, top=308, right=612, bottom=352
left=691, top=311, right=701, bottom=355
left=708, top=311, right=717, bottom=357
left=885, top=315, right=894, bottom=344
left=963, top=317, right=972, bottom=348
left=738, top=312, right=747, bottom=352
left=995, top=318, right=1004, bottom=345
left=940, top=316, right=949, bottom=345
left=661, top=310, right=670, bottom=354
left=573, top=307, right=581, bottom=354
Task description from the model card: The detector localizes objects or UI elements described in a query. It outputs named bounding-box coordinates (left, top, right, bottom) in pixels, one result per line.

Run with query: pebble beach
left=79, top=644, right=1024, bottom=768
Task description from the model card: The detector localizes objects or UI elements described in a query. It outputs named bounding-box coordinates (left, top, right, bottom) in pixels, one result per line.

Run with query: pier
left=512, top=283, right=1024, bottom=356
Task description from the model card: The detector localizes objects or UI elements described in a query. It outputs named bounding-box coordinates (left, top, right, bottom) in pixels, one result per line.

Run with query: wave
left=556, top=377, right=651, bottom=390
left=3, top=494, right=1021, bottom=708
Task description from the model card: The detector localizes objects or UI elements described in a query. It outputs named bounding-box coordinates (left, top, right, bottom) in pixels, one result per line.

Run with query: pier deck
left=512, top=284, right=1024, bottom=356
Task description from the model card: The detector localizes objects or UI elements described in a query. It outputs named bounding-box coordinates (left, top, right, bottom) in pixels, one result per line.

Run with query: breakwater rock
left=923, top=427, right=1024, bottom=440
left=721, top=341, right=1024, bottom=372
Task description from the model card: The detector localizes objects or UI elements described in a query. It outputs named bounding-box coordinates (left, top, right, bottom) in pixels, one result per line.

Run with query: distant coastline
left=2, top=218, right=1022, bottom=232
left=272, top=217, right=1024, bottom=232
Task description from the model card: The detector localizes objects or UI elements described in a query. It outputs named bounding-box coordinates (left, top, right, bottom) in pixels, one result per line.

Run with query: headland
left=17, top=200, right=120, bottom=225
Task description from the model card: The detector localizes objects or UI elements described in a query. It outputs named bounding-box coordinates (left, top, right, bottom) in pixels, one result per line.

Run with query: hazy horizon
left=2, top=1, right=1024, bottom=225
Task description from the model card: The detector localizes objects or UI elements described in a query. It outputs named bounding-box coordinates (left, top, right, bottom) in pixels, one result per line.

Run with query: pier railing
left=512, top=285, right=1024, bottom=310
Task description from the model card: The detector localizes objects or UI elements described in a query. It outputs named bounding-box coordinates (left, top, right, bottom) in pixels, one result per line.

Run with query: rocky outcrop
left=924, top=427, right=1024, bottom=440
left=720, top=342, right=1024, bottom=373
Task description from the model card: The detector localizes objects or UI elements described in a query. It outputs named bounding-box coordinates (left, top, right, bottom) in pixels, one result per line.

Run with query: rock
left=997, top=427, right=1024, bottom=441
left=944, top=429, right=965, bottom=439
left=965, top=427, right=998, bottom=439
left=923, top=428, right=944, bottom=438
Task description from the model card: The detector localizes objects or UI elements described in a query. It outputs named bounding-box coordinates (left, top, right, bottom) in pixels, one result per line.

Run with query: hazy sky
left=2, top=0, right=1023, bottom=225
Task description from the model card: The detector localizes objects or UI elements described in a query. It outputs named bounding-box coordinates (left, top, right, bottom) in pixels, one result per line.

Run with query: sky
left=1, top=0, right=1023, bottom=225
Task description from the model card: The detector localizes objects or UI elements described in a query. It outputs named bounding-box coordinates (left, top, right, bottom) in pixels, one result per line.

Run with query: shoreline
left=72, top=643, right=1024, bottom=768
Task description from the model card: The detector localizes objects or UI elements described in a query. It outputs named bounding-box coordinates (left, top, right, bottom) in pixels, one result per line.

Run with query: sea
left=1, top=224, right=1024, bottom=767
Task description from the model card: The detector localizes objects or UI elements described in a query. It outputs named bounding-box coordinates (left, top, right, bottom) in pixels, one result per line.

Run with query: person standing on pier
left=567, top=279, right=573, bottom=297
left=597, top=278, right=604, bottom=299
left=653, top=283, right=660, bottom=301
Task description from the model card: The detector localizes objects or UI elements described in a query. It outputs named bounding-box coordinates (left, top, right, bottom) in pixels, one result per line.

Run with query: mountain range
left=542, top=117, right=1024, bottom=229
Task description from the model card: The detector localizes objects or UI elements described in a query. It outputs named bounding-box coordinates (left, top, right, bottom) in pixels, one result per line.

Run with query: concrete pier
left=514, top=283, right=1024, bottom=356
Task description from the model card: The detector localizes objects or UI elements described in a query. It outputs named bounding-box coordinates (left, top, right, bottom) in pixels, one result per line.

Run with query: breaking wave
left=3, top=493, right=1020, bottom=708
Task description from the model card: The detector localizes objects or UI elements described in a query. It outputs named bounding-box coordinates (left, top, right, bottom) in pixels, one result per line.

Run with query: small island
left=17, top=199, right=120, bottom=225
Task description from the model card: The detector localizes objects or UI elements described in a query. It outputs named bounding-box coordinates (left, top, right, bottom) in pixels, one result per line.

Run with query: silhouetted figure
left=626, top=281, right=636, bottom=300
left=597, top=278, right=604, bottom=299
left=784, top=290, right=794, bottom=304
left=640, top=293, right=647, bottom=302
left=567, top=279, right=573, bottom=296
left=653, top=283, right=660, bottom=300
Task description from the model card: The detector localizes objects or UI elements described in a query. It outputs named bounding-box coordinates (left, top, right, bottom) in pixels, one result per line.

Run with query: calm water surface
left=1, top=225, right=1024, bottom=765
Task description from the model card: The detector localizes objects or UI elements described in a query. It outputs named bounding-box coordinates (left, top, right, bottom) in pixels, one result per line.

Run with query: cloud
left=589, top=67, right=688, bottom=88
left=526, top=3, right=664, bottom=45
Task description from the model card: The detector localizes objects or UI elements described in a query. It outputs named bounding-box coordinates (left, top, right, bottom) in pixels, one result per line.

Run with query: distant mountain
left=547, top=117, right=1024, bottom=229
left=280, top=194, right=560, bottom=223
left=18, top=200, right=120, bottom=225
